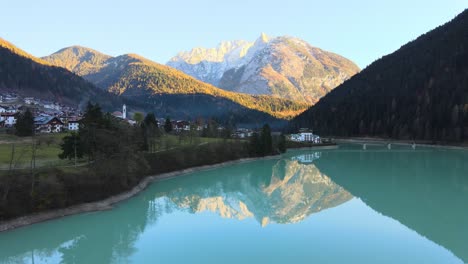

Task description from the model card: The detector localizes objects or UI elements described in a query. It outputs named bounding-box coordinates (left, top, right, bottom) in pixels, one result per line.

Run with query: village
left=0, top=92, right=82, bottom=133
left=0, top=92, right=322, bottom=143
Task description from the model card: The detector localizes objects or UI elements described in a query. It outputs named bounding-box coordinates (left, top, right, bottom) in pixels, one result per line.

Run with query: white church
left=111, top=104, right=137, bottom=125
left=112, top=104, right=127, bottom=119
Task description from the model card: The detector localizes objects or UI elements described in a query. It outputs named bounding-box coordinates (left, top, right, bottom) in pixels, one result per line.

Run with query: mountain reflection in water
left=159, top=152, right=351, bottom=226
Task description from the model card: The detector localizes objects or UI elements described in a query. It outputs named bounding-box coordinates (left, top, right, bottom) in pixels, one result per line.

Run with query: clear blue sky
left=1, top=0, right=466, bottom=68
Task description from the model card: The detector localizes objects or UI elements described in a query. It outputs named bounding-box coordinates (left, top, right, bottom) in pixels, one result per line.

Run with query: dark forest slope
left=291, top=9, right=468, bottom=142
left=0, top=38, right=122, bottom=111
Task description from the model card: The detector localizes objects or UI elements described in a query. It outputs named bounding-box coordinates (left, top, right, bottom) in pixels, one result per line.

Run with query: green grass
left=147, top=134, right=233, bottom=152
left=0, top=133, right=70, bottom=169
left=0, top=132, right=234, bottom=169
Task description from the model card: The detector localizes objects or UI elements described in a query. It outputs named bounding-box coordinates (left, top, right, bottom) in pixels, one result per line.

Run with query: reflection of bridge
left=363, top=142, right=417, bottom=150
left=326, top=150, right=431, bottom=153
left=291, top=152, right=321, bottom=164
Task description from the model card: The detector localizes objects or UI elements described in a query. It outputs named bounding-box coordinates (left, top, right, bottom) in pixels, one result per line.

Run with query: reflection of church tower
left=122, top=104, right=127, bottom=119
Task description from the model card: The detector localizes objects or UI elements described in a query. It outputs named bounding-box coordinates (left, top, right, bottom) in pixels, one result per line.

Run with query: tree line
left=291, top=10, right=468, bottom=142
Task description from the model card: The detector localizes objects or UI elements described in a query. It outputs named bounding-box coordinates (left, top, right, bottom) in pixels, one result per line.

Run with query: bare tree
left=2, top=144, right=28, bottom=204
left=30, top=133, right=38, bottom=197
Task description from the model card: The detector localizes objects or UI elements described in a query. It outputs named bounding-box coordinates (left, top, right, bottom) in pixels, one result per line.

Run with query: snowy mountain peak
left=256, top=32, right=270, bottom=45
left=167, top=35, right=360, bottom=103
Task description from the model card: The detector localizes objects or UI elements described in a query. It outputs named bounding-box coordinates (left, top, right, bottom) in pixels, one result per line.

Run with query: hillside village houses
left=34, top=116, right=64, bottom=133
left=172, top=120, right=191, bottom=132
left=0, top=93, right=267, bottom=137
left=232, top=128, right=254, bottom=138
left=0, top=93, right=82, bottom=133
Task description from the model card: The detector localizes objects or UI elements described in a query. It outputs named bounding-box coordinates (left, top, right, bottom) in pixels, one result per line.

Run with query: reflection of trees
left=0, top=191, right=160, bottom=263
left=314, top=148, right=468, bottom=263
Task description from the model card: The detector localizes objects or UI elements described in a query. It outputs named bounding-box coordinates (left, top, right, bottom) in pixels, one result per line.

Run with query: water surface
left=1, top=144, right=467, bottom=263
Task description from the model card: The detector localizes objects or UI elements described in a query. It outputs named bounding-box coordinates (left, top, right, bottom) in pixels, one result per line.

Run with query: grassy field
left=145, top=134, right=236, bottom=153
left=0, top=133, right=70, bottom=169
left=0, top=132, right=235, bottom=169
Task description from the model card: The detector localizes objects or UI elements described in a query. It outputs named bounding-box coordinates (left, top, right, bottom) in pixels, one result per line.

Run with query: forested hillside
left=44, top=49, right=309, bottom=120
left=0, top=38, right=121, bottom=110
left=291, top=9, right=468, bottom=142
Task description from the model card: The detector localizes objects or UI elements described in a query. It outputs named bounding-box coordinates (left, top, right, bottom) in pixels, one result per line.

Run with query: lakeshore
left=0, top=154, right=281, bottom=233
left=2, top=144, right=467, bottom=263
left=0, top=141, right=337, bottom=233
left=1, top=139, right=466, bottom=233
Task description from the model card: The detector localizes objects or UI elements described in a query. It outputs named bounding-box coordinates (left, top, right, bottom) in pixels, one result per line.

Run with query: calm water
left=1, top=144, right=468, bottom=264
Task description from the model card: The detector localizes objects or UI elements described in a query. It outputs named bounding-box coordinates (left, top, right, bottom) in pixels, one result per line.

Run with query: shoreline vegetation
left=0, top=102, right=290, bottom=232
left=1, top=137, right=465, bottom=233
left=0, top=141, right=336, bottom=233
left=0, top=154, right=282, bottom=233
left=1, top=102, right=466, bottom=233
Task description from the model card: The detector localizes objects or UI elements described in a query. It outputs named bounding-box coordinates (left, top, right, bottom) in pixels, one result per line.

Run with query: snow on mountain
left=167, top=33, right=360, bottom=104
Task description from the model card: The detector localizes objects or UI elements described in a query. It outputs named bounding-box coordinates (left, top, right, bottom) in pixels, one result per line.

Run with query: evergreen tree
left=249, top=132, right=262, bottom=156
left=142, top=113, right=159, bottom=151
left=260, top=124, right=273, bottom=155
left=164, top=117, right=172, bottom=133
left=81, top=102, right=105, bottom=129
left=143, top=113, right=158, bottom=127
left=58, top=101, right=148, bottom=180
left=58, top=132, right=84, bottom=160
left=14, top=109, right=34, bottom=137
left=79, top=102, right=104, bottom=161
left=278, top=133, right=287, bottom=153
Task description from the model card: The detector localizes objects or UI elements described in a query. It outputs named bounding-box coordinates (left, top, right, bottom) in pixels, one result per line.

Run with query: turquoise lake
left=0, top=144, right=467, bottom=263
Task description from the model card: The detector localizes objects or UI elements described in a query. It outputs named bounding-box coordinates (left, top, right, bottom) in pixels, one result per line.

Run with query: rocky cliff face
left=168, top=34, right=360, bottom=104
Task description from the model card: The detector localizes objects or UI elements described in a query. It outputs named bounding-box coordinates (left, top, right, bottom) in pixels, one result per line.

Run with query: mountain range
left=292, top=9, right=468, bottom=142
left=168, top=33, right=360, bottom=104
left=42, top=46, right=308, bottom=121
left=0, top=38, right=122, bottom=111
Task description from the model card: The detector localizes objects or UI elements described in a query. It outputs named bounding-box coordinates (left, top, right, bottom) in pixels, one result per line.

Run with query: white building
left=24, top=97, right=35, bottom=105
left=290, top=132, right=321, bottom=143
left=43, top=102, right=55, bottom=109
left=4, top=94, right=17, bottom=102
left=233, top=128, right=254, bottom=138
left=0, top=113, right=17, bottom=126
left=68, top=119, right=80, bottom=131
